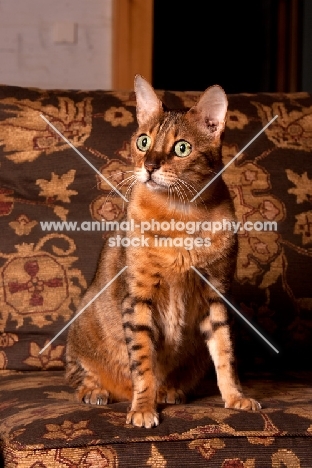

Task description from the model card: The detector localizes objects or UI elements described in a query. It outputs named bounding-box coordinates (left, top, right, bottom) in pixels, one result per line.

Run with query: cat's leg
left=157, top=386, right=185, bottom=404
left=122, top=298, right=159, bottom=428
left=200, top=298, right=261, bottom=411
left=66, top=334, right=133, bottom=405
left=77, top=373, right=110, bottom=406
left=66, top=356, right=111, bottom=405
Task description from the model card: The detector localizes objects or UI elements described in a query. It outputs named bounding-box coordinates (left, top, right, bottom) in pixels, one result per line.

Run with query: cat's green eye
left=174, top=140, right=192, bottom=157
left=136, top=134, right=151, bottom=152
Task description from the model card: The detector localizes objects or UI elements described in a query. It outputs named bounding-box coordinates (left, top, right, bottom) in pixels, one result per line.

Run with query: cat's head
left=131, top=75, right=228, bottom=199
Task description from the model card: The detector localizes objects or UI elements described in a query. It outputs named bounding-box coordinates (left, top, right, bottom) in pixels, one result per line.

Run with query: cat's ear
left=134, top=75, right=163, bottom=126
left=189, top=85, right=228, bottom=136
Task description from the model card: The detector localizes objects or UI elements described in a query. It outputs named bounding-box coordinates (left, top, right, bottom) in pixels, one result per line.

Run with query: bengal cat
left=66, top=75, right=261, bottom=428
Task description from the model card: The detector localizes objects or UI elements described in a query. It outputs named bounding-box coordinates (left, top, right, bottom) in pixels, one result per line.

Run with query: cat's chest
left=148, top=271, right=205, bottom=350
left=156, top=281, right=187, bottom=348
left=126, top=188, right=234, bottom=269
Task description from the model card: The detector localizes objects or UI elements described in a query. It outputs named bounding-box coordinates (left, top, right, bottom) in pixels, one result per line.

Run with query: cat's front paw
left=225, top=396, right=261, bottom=411
left=126, top=409, right=159, bottom=428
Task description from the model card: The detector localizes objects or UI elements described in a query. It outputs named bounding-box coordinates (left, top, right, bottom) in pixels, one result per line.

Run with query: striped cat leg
left=201, top=298, right=261, bottom=411
left=122, top=298, right=159, bottom=428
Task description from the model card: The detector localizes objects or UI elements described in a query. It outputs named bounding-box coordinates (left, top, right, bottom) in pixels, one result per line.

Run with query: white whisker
left=178, top=178, right=208, bottom=209
left=124, top=177, right=138, bottom=203
left=104, top=174, right=136, bottom=208
left=92, top=169, right=134, bottom=189
left=173, top=181, right=188, bottom=215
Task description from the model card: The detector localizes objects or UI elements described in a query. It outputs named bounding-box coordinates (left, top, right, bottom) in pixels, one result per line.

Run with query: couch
left=0, top=82, right=311, bottom=467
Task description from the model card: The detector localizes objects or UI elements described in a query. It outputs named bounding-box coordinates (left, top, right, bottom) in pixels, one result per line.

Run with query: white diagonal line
left=191, top=266, right=279, bottom=353
left=191, top=115, right=278, bottom=202
left=39, top=266, right=128, bottom=354
left=40, top=114, right=128, bottom=202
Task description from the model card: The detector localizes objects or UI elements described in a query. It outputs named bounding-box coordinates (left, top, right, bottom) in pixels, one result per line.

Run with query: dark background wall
left=302, top=0, right=312, bottom=91
left=152, top=0, right=311, bottom=94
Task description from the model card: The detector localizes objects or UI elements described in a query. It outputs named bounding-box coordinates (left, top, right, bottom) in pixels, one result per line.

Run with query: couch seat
left=1, top=371, right=311, bottom=467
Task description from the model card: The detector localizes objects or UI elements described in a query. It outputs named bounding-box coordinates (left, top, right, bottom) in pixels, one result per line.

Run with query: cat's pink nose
left=144, top=162, right=159, bottom=172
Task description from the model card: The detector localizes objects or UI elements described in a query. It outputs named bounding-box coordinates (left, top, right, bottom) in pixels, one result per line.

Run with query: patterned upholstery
left=0, top=85, right=311, bottom=467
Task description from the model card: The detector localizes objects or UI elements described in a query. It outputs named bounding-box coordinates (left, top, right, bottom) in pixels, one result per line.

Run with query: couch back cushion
left=0, top=85, right=311, bottom=372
